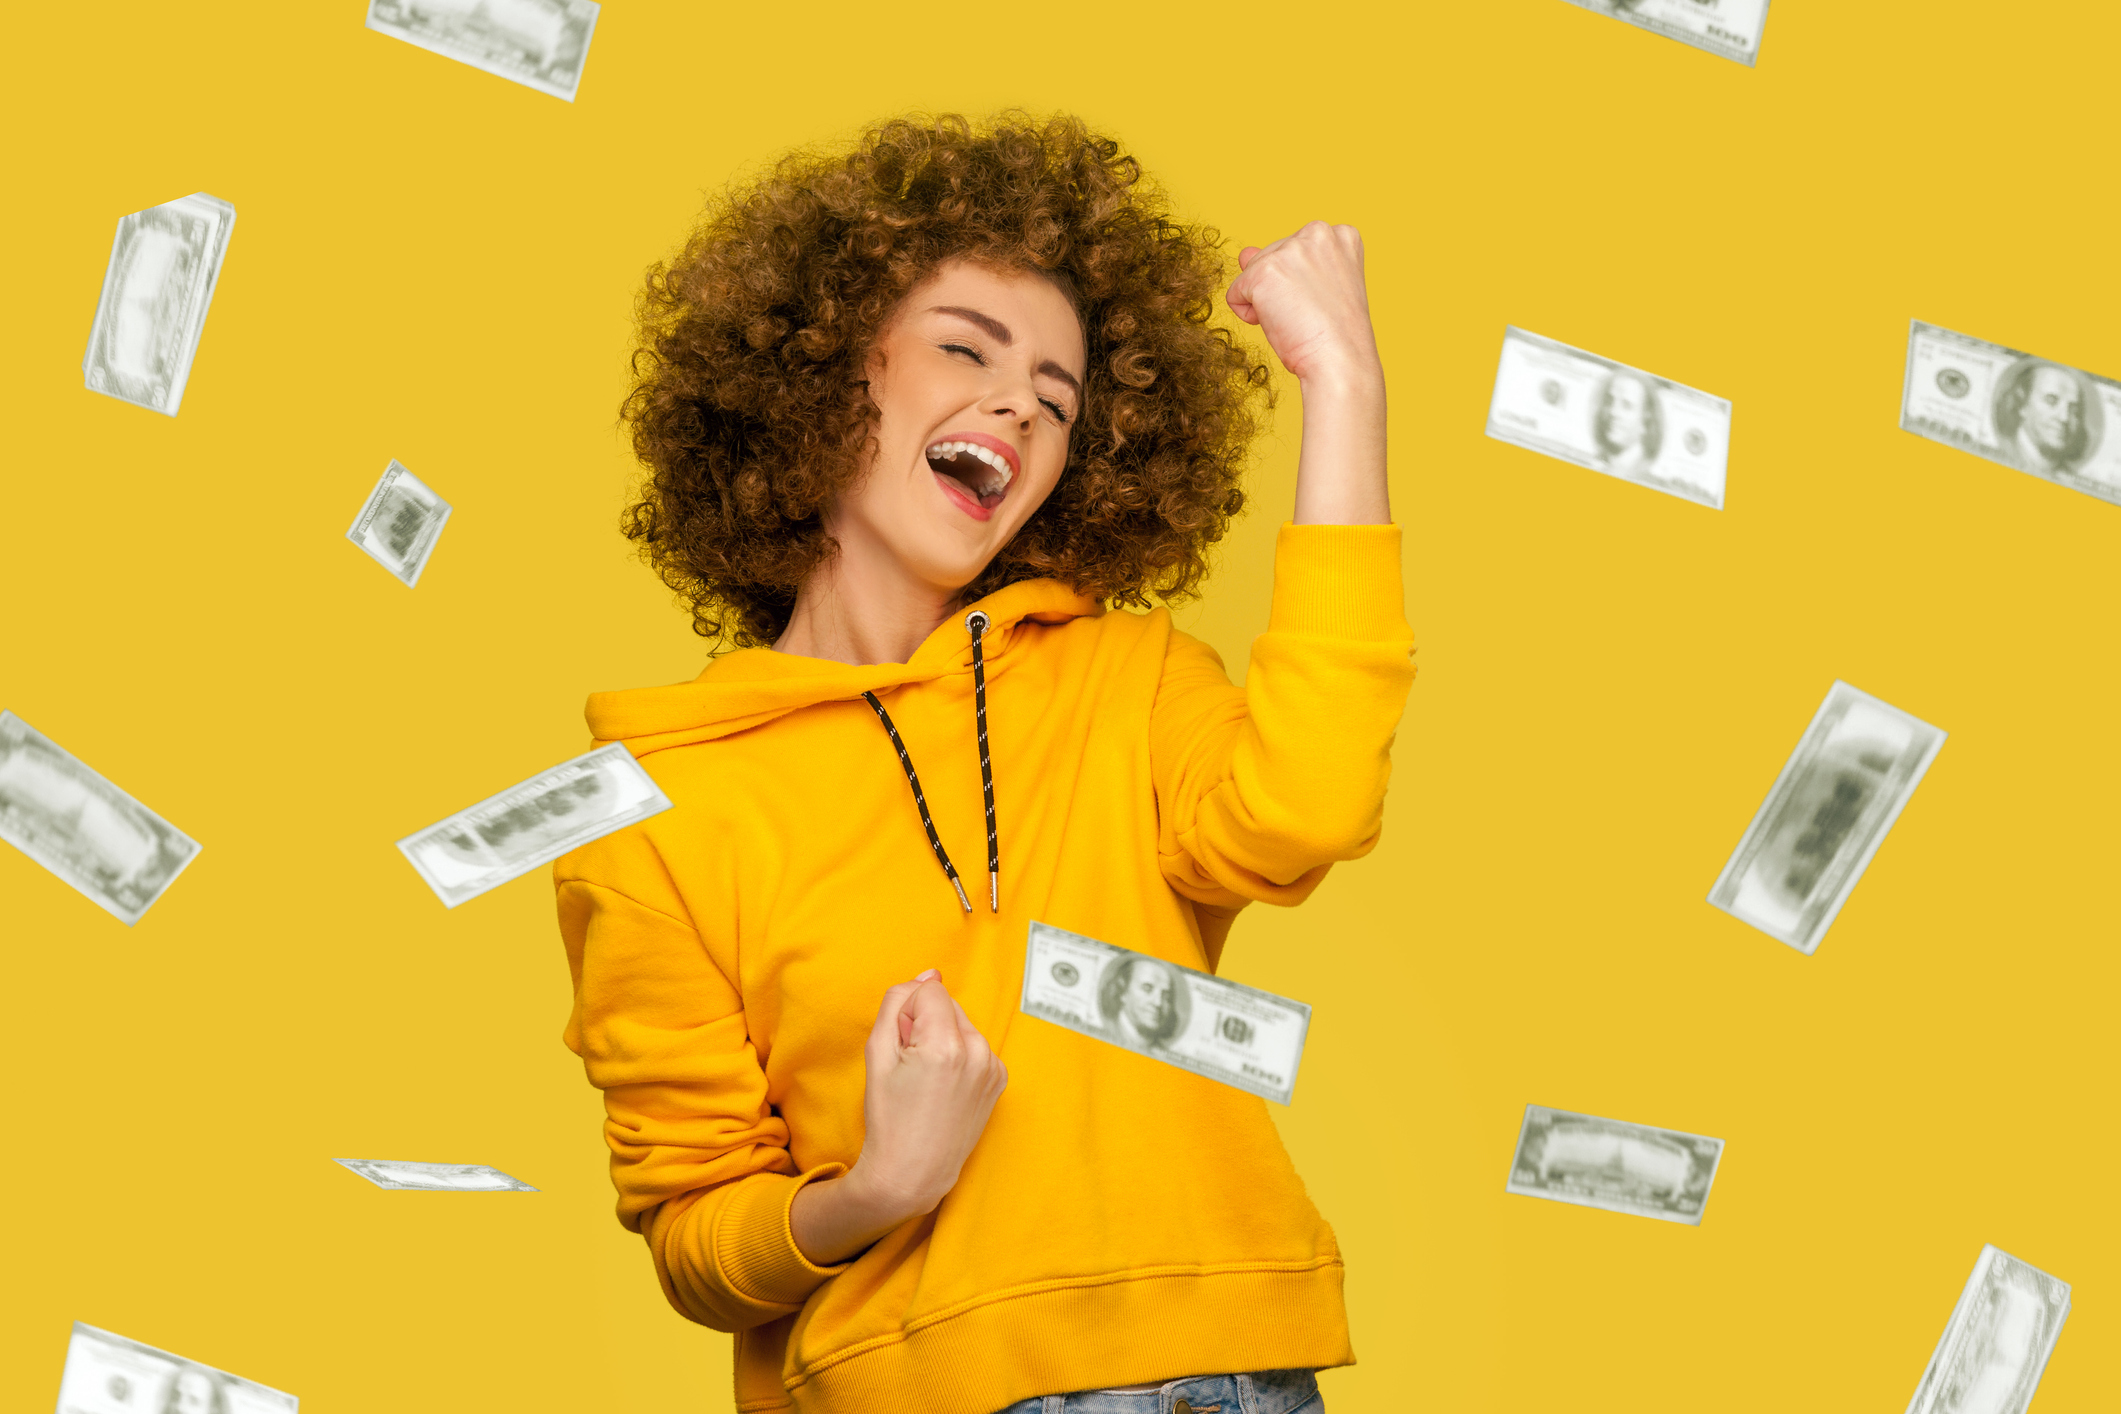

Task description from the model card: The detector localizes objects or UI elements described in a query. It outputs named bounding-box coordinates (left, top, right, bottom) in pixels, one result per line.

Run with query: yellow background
left=3, top=2, right=2114, bottom=1410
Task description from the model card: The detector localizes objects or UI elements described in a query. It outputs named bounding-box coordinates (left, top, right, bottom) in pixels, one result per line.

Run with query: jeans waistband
left=991, top=1368, right=1320, bottom=1414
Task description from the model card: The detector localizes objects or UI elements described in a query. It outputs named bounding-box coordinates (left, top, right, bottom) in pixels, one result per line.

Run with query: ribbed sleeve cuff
left=718, top=1162, right=851, bottom=1307
left=1266, top=522, right=1411, bottom=640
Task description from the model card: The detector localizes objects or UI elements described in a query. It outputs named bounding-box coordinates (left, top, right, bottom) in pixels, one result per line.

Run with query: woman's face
left=830, top=259, right=1086, bottom=598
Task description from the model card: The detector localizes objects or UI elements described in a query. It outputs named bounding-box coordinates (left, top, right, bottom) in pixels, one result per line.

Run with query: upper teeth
left=927, top=440, right=1013, bottom=488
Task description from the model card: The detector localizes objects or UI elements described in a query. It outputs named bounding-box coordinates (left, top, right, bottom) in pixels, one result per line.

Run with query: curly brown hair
left=619, top=111, right=1274, bottom=647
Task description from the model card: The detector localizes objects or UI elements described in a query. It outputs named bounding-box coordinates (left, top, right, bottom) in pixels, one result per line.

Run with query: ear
left=860, top=346, right=887, bottom=391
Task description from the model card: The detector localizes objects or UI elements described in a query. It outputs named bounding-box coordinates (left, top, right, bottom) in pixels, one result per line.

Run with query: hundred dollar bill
left=0, top=711, right=200, bottom=926
left=347, top=460, right=451, bottom=587
left=1561, top=0, right=1769, bottom=65
left=55, top=1322, right=296, bottom=1414
left=1906, top=1245, right=2071, bottom=1414
left=334, top=1157, right=537, bottom=1191
left=1486, top=327, right=1729, bottom=508
left=1020, top=921, right=1311, bottom=1105
left=82, top=192, right=236, bottom=417
left=1505, top=1104, right=1725, bottom=1225
left=1901, top=321, right=2121, bottom=508
left=398, top=741, right=671, bottom=907
left=1709, top=681, right=1945, bottom=956
left=366, top=0, right=600, bottom=102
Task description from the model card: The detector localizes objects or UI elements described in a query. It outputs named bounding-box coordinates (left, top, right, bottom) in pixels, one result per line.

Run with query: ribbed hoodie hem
left=1266, top=522, right=1409, bottom=641
left=746, top=1259, right=1352, bottom=1414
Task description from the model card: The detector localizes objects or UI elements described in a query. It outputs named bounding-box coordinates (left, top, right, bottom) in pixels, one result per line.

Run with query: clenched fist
left=790, top=970, right=1009, bottom=1265
left=1226, top=220, right=1390, bottom=526
left=1225, top=220, right=1381, bottom=387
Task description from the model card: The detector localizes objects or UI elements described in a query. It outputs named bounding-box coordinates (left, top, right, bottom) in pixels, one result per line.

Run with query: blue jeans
left=990, top=1369, right=1322, bottom=1414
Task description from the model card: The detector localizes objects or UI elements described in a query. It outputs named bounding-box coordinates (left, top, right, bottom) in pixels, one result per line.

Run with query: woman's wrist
left=789, top=1163, right=923, bottom=1266
left=1291, top=361, right=1390, bottom=526
left=1295, top=349, right=1385, bottom=402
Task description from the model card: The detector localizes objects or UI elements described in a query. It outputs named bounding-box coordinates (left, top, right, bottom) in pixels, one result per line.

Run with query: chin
left=899, top=539, right=1004, bottom=598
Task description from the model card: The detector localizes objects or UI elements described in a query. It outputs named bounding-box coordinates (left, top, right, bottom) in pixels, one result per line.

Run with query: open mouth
left=926, top=439, right=1015, bottom=514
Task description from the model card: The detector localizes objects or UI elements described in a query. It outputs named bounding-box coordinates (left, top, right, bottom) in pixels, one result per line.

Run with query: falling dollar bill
left=347, top=460, right=452, bottom=586
left=1020, top=921, right=1311, bottom=1104
left=365, top=0, right=601, bottom=102
left=0, top=711, right=201, bottom=925
left=54, top=1322, right=296, bottom=1414
left=82, top=192, right=237, bottom=416
left=334, top=1157, right=538, bottom=1191
left=1486, top=327, right=1730, bottom=508
left=398, top=742, right=671, bottom=907
left=1709, top=682, right=1945, bottom=956
left=1905, top=1245, right=2071, bottom=1414
left=1560, top=0, right=1770, bottom=65
left=1505, top=1104, right=1726, bottom=1225
left=1901, top=321, right=2121, bottom=508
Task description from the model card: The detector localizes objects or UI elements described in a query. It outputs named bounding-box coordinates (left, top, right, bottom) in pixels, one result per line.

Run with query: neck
left=774, top=540, right=965, bottom=666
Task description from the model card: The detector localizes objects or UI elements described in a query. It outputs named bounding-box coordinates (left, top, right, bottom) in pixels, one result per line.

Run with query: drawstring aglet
left=951, top=876, right=972, bottom=913
left=989, top=872, right=999, bottom=912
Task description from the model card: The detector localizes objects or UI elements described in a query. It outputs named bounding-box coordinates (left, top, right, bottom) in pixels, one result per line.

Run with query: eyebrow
left=933, top=305, right=1083, bottom=399
left=932, top=305, right=1012, bottom=344
left=1038, top=360, right=1082, bottom=398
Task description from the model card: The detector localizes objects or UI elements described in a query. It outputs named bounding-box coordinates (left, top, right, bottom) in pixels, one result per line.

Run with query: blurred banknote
left=82, top=192, right=236, bottom=416
left=55, top=1322, right=295, bottom=1414
left=1906, top=1245, right=2070, bottom=1414
left=366, top=0, right=600, bottom=101
left=347, top=460, right=451, bottom=586
left=1020, top=921, right=1311, bottom=1105
left=1506, top=1104, right=1725, bottom=1225
left=1709, top=681, right=1945, bottom=955
left=0, top=712, right=200, bottom=925
left=1901, top=321, right=2121, bottom=508
left=398, top=742, right=670, bottom=907
left=1486, top=327, right=1729, bottom=508
left=1561, top=0, right=1769, bottom=65
left=334, top=1157, right=537, bottom=1191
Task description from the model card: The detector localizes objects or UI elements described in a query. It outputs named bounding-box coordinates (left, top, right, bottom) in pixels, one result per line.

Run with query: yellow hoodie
left=556, top=523, right=1414, bottom=1414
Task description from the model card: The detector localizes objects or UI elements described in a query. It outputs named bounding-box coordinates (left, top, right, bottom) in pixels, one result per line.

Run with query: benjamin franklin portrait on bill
left=1097, top=955, right=1188, bottom=1053
left=162, top=1367, right=232, bottom=1414
left=1992, top=359, right=2101, bottom=479
left=1591, top=370, right=1665, bottom=483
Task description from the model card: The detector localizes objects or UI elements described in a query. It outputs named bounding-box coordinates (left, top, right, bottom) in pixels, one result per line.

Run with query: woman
left=556, top=113, right=1413, bottom=1414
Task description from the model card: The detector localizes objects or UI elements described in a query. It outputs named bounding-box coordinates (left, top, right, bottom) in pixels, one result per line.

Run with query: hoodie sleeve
left=1152, top=523, right=1414, bottom=938
left=555, top=872, right=849, bottom=1331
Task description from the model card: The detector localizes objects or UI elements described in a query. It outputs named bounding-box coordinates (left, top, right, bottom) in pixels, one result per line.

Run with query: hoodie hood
left=586, top=577, right=1100, bottom=759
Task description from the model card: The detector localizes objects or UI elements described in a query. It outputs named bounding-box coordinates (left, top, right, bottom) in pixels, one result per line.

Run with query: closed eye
left=943, top=341, right=1071, bottom=424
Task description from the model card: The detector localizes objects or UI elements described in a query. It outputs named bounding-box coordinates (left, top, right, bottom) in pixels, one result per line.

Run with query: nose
left=978, top=369, right=1038, bottom=427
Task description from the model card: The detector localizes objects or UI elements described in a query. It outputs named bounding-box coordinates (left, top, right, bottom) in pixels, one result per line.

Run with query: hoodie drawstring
left=858, top=610, right=1002, bottom=916
left=856, top=691, right=971, bottom=911
left=966, top=611, right=1000, bottom=912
